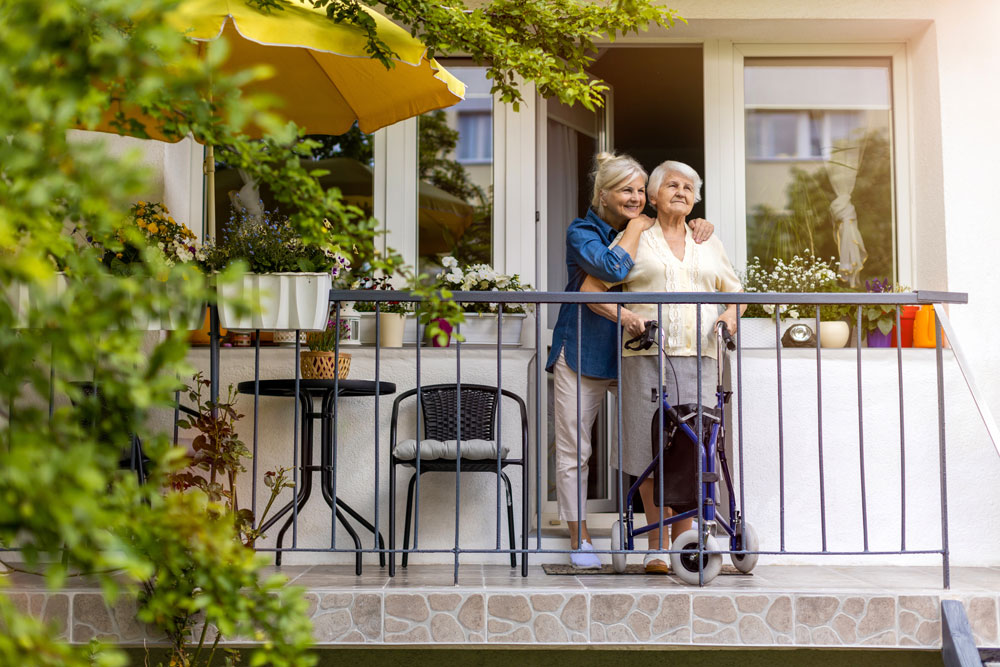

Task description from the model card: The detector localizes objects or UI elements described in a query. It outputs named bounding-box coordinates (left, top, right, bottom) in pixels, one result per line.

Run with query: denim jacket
left=545, top=208, right=634, bottom=380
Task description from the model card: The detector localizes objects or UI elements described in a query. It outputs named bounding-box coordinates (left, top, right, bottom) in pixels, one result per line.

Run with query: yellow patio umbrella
left=89, top=0, right=466, bottom=232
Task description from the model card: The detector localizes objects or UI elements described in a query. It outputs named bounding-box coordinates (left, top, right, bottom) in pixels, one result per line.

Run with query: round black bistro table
left=237, top=378, right=396, bottom=574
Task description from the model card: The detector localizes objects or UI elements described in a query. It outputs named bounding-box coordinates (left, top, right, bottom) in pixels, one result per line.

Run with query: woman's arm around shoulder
left=566, top=220, right=636, bottom=284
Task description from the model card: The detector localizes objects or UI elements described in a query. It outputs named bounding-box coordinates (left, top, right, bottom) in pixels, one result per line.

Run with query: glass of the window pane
left=417, top=66, right=493, bottom=275
left=744, top=59, right=894, bottom=287
left=214, top=123, right=375, bottom=241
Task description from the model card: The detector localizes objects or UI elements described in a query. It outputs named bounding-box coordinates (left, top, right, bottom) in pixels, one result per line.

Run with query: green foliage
left=350, top=274, right=412, bottom=314
left=305, top=315, right=353, bottom=351
left=307, top=0, right=680, bottom=111
left=204, top=209, right=352, bottom=274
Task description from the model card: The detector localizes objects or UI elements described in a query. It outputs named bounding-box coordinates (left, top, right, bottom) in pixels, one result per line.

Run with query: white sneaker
left=569, top=540, right=602, bottom=570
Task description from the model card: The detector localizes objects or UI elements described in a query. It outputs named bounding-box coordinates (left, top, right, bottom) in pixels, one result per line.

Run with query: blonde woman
left=545, top=153, right=713, bottom=568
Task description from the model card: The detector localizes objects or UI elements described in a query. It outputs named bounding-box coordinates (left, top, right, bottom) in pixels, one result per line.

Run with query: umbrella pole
left=204, top=144, right=216, bottom=239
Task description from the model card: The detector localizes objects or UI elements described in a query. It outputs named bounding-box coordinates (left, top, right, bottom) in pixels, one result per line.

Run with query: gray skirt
left=611, top=354, right=718, bottom=477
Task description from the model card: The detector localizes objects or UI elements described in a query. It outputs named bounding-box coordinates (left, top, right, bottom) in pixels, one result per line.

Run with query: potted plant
left=436, top=255, right=531, bottom=345
left=301, top=314, right=354, bottom=378
left=861, top=278, right=915, bottom=347
left=202, top=207, right=350, bottom=332
left=351, top=274, right=413, bottom=346
left=93, top=200, right=206, bottom=330
left=740, top=251, right=839, bottom=348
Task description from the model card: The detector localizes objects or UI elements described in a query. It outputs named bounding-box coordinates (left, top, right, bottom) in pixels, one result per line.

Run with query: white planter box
left=133, top=278, right=205, bottom=331
left=216, top=272, right=331, bottom=332
left=456, top=312, right=526, bottom=346
left=5, top=273, right=68, bottom=328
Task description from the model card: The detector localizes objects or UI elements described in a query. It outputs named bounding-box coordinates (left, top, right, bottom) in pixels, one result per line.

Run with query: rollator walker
left=609, top=320, right=760, bottom=585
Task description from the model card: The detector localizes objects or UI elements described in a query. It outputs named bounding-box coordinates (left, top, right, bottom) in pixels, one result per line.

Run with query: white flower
left=442, top=256, right=458, bottom=269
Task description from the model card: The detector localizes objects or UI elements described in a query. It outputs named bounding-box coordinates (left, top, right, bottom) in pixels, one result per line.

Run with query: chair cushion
left=393, top=439, right=509, bottom=461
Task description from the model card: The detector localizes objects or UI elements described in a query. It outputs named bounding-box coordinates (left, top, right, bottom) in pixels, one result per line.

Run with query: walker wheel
left=730, top=522, right=759, bottom=573
left=669, top=529, right=723, bottom=585
left=610, top=520, right=627, bottom=573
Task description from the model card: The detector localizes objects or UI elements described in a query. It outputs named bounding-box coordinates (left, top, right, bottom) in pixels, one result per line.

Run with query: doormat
left=541, top=563, right=749, bottom=576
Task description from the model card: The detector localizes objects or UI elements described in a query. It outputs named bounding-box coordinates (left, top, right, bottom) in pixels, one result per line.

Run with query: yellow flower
left=148, top=223, right=159, bottom=235
left=136, top=219, right=147, bottom=229
left=116, top=252, right=123, bottom=258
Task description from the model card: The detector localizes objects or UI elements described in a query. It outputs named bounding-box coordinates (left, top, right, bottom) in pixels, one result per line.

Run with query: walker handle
left=716, top=321, right=736, bottom=351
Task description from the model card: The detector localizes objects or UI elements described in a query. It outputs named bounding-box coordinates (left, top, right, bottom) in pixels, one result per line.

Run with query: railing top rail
left=328, top=289, right=968, bottom=306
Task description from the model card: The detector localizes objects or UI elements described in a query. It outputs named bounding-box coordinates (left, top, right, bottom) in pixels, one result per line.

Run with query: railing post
left=935, top=311, right=951, bottom=589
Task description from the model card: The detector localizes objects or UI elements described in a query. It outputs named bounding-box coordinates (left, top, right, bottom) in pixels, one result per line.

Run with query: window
left=417, top=66, right=494, bottom=273
left=744, top=58, right=895, bottom=287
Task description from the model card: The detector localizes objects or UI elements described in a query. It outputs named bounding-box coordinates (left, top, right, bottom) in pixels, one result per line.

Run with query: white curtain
left=825, top=141, right=867, bottom=287
left=546, top=119, right=578, bottom=327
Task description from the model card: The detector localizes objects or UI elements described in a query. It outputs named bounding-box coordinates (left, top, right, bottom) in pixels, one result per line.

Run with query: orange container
left=912, top=305, right=937, bottom=348
left=899, top=305, right=918, bottom=347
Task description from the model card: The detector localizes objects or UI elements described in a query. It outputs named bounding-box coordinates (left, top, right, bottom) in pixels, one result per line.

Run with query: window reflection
left=744, top=59, right=894, bottom=287
left=417, top=66, right=493, bottom=274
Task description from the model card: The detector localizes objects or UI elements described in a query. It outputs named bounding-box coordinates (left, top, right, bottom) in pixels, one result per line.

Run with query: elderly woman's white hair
left=590, top=151, right=647, bottom=218
left=647, top=160, right=703, bottom=205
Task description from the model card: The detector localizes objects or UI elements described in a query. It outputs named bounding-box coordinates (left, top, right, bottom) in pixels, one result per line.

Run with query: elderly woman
left=545, top=153, right=713, bottom=569
left=580, top=160, right=743, bottom=573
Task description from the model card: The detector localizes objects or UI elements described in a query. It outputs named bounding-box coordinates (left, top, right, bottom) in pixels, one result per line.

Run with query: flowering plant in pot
left=89, top=200, right=207, bottom=330
left=740, top=251, right=840, bottom=347
left=861, top=278, right=914, bottom=347
left=350, top=274, right=411, bottom=347
left=433, top=255, right=531, bottom=345
left=201, top=208, right=351, bottom=331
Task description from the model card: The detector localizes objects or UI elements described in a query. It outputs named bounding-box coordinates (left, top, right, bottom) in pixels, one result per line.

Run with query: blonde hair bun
left=590, top=152, right=647, bottom=217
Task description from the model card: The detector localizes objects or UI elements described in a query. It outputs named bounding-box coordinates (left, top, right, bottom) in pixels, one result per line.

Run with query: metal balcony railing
left=205, top=289, right=983, bottom=587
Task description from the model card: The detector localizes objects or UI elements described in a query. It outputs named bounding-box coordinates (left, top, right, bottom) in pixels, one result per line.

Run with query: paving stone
left=766, top=596, right=792, bottom=633
left=693, top=596, right=737, bottom=624
left=561, top=595, right=587, bottom=632
left=355, top=594, right=381, bottom=640
left=488, top=619, right=513, bottom=633
left=736, top=595, right=768, bottom=614
left=386, top=626, right=431, bottom=643
left=385, top=594, right=429, bottom=622
left=384, top=618, right=408, bottom=633
left=900, top=595, right=939, bottom=620
left=861, top=630, right=897, bottom=646
left=916, top=620, right=941, bottom=646
left=966, top=597, right=999, bottom=643
left=590, top=623, right=606, bottom=642
left=638, top=595, right=659, bottom=614
left=627, top=611, right=651, bottom=641
left=857, top=597, right=894, bottom=638
left=534, top=613, right=569, bottom=643
left=811, top=626, right=841, bottom=645
left=320, top=593, right=353, bottom=609
left=490, top=627, right=533, bottom=643
left=842, top=596, right=864, bottom=617
left=899, top=610, right=919, bottom=635
left=605, top=624, right=636, bottom=643
left=303, top=593, right=319, bottom=617
left=738, top=615, right=771, bottom=644
left=832, top=613, right=858, bottom=644
left=531, top=594, right=564, bottom=613
left=458, top=595, right=484, bottom=631
left=796, top=596, right=839, bottom=626
left=44, top=594, right=69, bottom=639
left=313, top=610, right=352, bottom=641
left=429, top=594, right=462, bottom=611
left=73, top=594, right=114, bottom=635
left=488, top=595, right=532, bottom=623
left=591, top=594, right=634, bottom=624
left=696, top=627, right=739, bottom=644
left=651, top=595, right=690, bottom=635
left=431, top=613, right=466, bottom=642
left=692, top=619, right=716, bottom=634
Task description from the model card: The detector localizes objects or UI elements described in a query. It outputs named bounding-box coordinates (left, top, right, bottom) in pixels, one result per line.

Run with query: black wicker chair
left=389, top=383, right=528, bottom=575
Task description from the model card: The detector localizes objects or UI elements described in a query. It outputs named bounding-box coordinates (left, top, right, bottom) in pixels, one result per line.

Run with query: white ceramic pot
left=216, top=272, right=331, bottom=332
left=357, top=312, right=418, bottom=345
left=378, top=312, right=406, bottom=348
left=819, top=320, right=851, bottom=348
left=456, top=312, right=526, bottom=346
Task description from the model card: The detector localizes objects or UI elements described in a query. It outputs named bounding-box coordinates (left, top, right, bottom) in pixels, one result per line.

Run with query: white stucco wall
left=153, top=346, right=535, bottom=567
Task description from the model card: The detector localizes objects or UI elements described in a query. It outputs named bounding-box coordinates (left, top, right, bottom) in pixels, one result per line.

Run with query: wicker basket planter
left=299, top=351, right=351, bottom=379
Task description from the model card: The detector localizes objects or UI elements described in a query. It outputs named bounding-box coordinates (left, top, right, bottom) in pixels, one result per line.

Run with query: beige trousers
left=553, top=350, right=615, bottom=521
